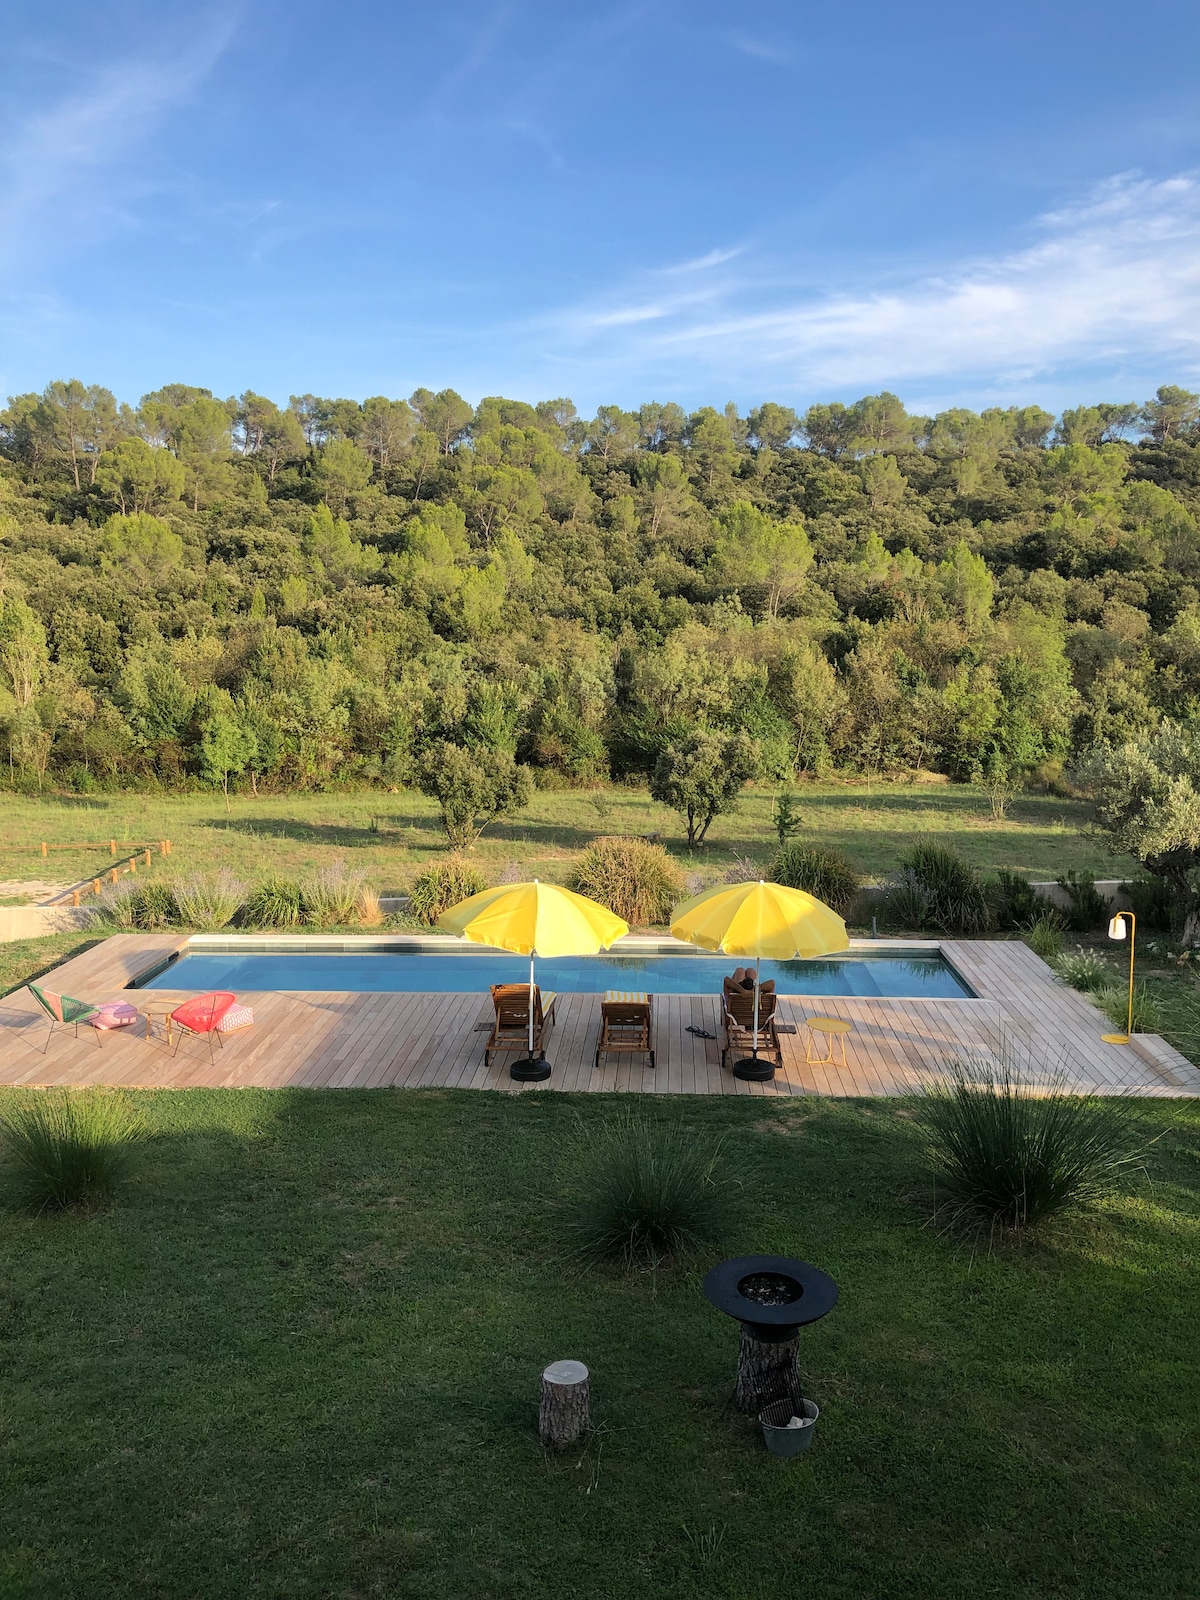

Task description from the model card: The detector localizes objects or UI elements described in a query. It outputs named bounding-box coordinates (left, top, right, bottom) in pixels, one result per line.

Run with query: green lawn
left=0, top=1089, right=1196, bottom=1600
left=0, top=933, right=104, bottom=999
left=0, top=782, right=1133, bottom=900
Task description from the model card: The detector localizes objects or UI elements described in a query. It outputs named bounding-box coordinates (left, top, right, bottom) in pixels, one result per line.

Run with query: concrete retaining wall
left=0, top=906, right=94, bottom=944
left=854, top=879, right=1131, bottom=923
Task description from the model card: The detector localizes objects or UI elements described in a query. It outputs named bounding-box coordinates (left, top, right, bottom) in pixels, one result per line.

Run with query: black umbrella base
left=732, top=1056, right=776, bottom=1082
left=510, top=1056, right=552, bottom=1082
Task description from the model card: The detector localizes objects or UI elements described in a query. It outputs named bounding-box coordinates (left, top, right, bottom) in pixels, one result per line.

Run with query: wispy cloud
left=534, top=173, right=1200, bottom=401
left=561, top=243, right=744, bottom=331
left=719, top=32, right=793, bottom=65
left=669, top=246, right=745, bottom=274
left=418, top=7, right=518, bottom=121
left=0, top=10, right=239, bottom=266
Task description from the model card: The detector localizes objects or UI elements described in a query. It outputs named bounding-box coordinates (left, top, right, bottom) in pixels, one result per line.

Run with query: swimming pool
left=138, top=945, right=973, bottom=999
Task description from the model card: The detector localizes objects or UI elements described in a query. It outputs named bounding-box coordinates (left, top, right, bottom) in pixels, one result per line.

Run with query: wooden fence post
left=41, top=841, right=47, bottom=858
left=110, top=840, right=116, bottom=856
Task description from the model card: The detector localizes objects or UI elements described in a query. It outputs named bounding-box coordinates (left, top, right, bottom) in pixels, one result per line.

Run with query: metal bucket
left=760, top=1398, right=819, bottom=1457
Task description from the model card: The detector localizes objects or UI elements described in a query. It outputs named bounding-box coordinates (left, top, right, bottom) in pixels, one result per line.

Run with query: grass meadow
left=0, top=785, right=1196, bottom=1598
left=0, top=781, right=1135, bottom=902
left=0, top=1088, right=1197, bottom=1600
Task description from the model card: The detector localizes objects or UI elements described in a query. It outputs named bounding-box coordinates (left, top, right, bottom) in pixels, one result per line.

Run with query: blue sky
left=3, top=0, right=1200, bottom=416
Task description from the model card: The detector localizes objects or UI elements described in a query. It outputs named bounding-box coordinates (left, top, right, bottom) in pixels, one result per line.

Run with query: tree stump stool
left=538, top=1359, right=590, bottom=1449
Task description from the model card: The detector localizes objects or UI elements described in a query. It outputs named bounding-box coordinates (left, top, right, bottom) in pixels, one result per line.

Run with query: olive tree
left=650, top=728, right=759, bottom=847
left=1075, top=724, right=1200, bottom=941
left=417, top=741, right=533, bottom=848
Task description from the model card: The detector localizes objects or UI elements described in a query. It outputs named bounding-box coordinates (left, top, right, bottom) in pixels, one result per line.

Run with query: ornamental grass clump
left=171, top=870, right=245, bottom=931
left=723, top=855, right=764, bottom=885
left=301, top=863, right=364, bottom=926
left=408, top=857, right=488, bottom=926
left=243, top=874, right=304, bottom=928
left=770, top=842, right=861, bottom=915
left=1053, top=947, right=1113, bottom=992
left=1056, top=870, right=1110, bottom=933
left=566, top=835, right=683, bottom=926
left=94, top=879, right=177, bottom=930
left=1021, top=914, right=1064, bottom=962
left=879, top=867, right=933, bottom=931
left=356, top=884, right=385, bottom=927
left=0, top=1093, right=146, bottom=1214
left=559, top=1111, right=740, bottom=1267
left=1095, top=981, right=1164, bottom=1036
left=884, top=843, right=991, bottom=934
left=917, top=1041, right=1148, bottom=1233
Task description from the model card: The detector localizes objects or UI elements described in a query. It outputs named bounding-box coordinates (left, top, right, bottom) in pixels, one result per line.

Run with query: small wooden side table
left=139, top=1002, right=176, bottom=1046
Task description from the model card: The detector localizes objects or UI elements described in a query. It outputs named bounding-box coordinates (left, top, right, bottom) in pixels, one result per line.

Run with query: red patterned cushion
left=217, top=1004, right=254, bottom=1033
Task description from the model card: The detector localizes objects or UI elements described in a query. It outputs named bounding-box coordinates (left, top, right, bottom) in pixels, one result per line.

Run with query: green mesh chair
left=27, top=984, right=101, bottom=1053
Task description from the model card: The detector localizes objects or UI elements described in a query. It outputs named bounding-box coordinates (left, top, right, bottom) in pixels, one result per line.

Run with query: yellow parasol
left=438, top=881, right=629, bottom=1070
left=671, top=880, right=849, bottom=1075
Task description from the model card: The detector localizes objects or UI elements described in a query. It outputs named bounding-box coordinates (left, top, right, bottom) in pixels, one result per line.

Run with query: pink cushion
left=91, top=1001, right=139, bottom=1031
left=217, top=1004, right=254, bottom=1033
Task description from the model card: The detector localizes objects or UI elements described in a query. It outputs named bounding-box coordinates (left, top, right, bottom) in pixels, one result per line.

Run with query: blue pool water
left=139, top=947, right=972, bottom=998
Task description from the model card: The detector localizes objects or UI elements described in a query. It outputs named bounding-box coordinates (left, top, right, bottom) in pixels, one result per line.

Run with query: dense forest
left=2, top=379, right=1200, bottom=803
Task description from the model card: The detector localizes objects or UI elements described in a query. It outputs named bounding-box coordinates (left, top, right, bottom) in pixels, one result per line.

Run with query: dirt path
left=0, top=880, right=71, bottom=904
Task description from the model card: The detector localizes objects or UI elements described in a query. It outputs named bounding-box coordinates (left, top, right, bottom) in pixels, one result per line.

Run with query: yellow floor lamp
left=1101, top=910, right=1136, bottom=1045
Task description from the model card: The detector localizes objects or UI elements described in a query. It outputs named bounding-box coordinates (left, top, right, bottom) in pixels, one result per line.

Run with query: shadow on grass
left=196, top=816, right=441, bottom=849
left=41, top=796, right=114, bottom=811
left=474, top=816, right=613, bottom=851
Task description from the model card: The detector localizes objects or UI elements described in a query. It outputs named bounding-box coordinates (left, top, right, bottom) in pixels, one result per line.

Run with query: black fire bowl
left=703, top=1254, right=839, bottom=1342
left=510, top=1055, right=552, bottom=1082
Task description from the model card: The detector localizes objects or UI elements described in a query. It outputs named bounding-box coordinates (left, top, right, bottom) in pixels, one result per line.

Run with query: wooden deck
left=1, top=935, right=1198, bottom=1097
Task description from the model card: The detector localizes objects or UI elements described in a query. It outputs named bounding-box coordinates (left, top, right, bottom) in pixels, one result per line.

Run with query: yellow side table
left=804, top=1015, right=853, bottom=1068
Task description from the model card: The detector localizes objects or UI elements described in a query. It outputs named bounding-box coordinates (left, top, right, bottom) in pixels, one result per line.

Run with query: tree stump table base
left=734, top=1325, right=801, bottom=1414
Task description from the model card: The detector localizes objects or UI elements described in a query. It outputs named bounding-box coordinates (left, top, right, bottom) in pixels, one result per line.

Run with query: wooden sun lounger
left=720, top=986, right=782, bottom=1071
left=484, top=983, right=557, bottom=1066
left=595, top=991, right=655, bottom=1069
